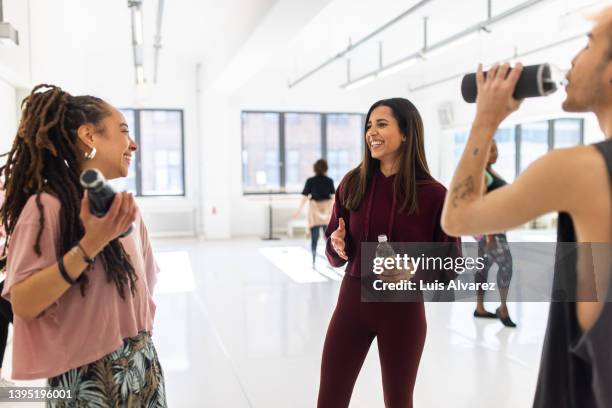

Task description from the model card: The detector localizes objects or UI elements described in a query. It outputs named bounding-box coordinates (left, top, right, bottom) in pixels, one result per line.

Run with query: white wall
left=2, top=0, right=609, bottom=239
left=0, top=0, right=32, bottom=88
left=0, top=0, right=30, bottom=174
left=0, top=0, right=202, bottom=237
left=0, top=79, right=16, bottom=154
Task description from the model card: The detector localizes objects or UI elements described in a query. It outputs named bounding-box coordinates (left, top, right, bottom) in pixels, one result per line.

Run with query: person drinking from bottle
left=0, top=85, right=166, bottom=406
left=441, top=6, right=612, bottom=407
left=317, top=98, right=460, bottom=408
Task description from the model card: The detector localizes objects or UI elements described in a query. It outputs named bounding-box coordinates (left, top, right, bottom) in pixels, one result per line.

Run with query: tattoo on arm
left=451, top=175, right=475, bottom=208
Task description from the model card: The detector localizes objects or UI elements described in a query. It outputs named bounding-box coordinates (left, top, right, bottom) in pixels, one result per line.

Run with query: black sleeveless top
left=485, top=168, right=507, bottom=192
left=533, top=139, right=612, bottom=408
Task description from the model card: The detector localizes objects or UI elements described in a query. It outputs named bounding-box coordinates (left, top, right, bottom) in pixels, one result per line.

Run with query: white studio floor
left=2, top=230, right=556, bottom=407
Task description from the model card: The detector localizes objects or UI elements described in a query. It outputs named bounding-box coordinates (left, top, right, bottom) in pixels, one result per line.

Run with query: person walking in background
left=473, top=140, right=516, bottom=327
left=293, top=159, right=335, bottom=268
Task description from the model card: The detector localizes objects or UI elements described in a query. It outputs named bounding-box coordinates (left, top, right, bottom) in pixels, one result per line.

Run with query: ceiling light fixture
left=342, top=74, right=376, bottom=91
left=0, top=0, right=19, bottom=46
left=128, top=0, right=145, bottom=85
left=421, top=28, right=487, bottom=59
left=377, top=55, right=421, bottom=78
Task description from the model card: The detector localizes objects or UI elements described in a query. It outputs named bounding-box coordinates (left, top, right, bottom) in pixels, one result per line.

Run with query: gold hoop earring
left=84, top=147, right=97, bottom=160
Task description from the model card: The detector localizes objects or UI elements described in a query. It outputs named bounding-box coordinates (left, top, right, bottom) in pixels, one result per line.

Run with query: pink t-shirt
left=1, top=193, right=159, bottom=380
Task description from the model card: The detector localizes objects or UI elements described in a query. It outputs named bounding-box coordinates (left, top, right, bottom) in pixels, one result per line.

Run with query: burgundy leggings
left=318, top=275, right=427, bottom=408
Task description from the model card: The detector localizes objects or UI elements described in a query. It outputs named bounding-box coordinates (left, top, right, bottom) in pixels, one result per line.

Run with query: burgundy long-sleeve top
left=325, top=168, right=461, bottom=277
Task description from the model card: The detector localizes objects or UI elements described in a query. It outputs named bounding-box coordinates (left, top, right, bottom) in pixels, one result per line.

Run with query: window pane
left=242, top=112, right=280, bottom=192
left=326, top=114, right=363, bottom=186
left=520, top=121, right=549, bottom=173
left=453, top=131, right=469, bottom=168
left=110, top=109, right=137, bottom=194
left=284, top=113, right=322, bottom=192
left=493, top=127, right=517, bottom=182
left=554, top=119, right=582, bottom=149
left=139, top=110, right=184, bottom=195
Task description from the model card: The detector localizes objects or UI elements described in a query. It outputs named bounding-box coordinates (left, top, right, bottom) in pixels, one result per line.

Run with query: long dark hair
left=341, top=98, right=432, bottom=214
left=0, top=84, right=137, bottom=298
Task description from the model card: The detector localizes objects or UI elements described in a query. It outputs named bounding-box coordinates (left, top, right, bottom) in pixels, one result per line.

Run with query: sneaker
left=0, top=378, right=16, bottom=387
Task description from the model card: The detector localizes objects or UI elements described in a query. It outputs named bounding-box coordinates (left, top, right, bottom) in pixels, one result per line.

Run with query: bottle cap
left=80, top=168, right=105, bottom=190
left=378, top=234, right=388, bottom=243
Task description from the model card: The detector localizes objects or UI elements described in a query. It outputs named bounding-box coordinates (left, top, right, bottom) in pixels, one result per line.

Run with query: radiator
left=140, top=207, right=197, bottom=238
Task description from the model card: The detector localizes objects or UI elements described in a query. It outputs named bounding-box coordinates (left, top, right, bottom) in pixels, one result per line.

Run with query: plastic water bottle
left=375, top=234, right=396, bottom=274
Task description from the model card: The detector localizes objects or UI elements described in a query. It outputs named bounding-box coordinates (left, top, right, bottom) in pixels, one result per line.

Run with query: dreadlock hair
left=0, top=84, right=137, bottom=299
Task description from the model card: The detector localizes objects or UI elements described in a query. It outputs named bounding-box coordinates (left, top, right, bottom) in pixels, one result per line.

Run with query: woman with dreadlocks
left=0, top=85, right=166, bottom=406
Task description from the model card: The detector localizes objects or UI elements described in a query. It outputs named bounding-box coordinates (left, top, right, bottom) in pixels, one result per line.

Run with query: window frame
left=241, top=110, right=365, bottom=195
left=516, top=118, right=584, bottom=176
left=453, top=117, right=584, bottom=181
left=119, top=108, right=186, bottom=197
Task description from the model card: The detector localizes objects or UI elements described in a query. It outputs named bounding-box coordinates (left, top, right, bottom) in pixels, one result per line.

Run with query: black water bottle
left=461, top=63, right=567, bottom=103
left=80, top=168, right=133, bottom=238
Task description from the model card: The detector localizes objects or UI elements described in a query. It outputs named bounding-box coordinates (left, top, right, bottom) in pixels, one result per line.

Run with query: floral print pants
left=47, top=332, right=167, bottom=408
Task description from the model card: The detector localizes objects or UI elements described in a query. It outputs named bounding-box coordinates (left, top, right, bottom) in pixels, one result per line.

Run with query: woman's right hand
left=330, top=217, right=348, bottom=260
left=79, top=192, right=137, bottom=257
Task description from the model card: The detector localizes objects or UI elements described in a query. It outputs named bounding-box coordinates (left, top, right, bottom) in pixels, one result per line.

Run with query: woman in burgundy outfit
left=317, top=98, right=460, bottom=408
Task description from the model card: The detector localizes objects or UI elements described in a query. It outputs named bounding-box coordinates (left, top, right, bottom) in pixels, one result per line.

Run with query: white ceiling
left=17, top=0, right=610, bottom=99
left=157, top=0, right=277, bottom=62
left=266, top=0, right=608, bottom=91
left=25, top=0, right=278, bottom=92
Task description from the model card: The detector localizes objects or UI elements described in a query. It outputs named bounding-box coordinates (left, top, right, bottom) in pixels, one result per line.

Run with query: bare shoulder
left=548, top=144, right=609, bottom=186
left=537, top=144, right=609, bottom=211
left=521, top=144, right=604, bottom=181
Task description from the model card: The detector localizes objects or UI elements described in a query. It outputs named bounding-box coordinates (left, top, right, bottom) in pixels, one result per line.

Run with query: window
left=327, top=114, right=364, bottom=186
left=452, top=118, right=583, bottom=182
left=140, top=110, right=184, bottom=195
left=452, top=131, right=469, bottom=168
left=520, top=121, right=549, bottom=173
left=113, top=109, right=137, bottom=193
left=241, top=112, right=281, bottom=192
left=284, top=113, right=322, bottom=192
left=241, top=111, right=364, bottom=194
left=110, top=109, right=185, bottom=196
left=554, top=119, right=583, bottom=149
left=494, top=127, right=517, bottom=182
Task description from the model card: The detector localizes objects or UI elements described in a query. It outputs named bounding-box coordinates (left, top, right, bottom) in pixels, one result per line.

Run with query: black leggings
left=475, top=233, right=513, bottom=289
left=310, top=225, right=326, bottom=264
left=0, top=280, right=13, bottom=369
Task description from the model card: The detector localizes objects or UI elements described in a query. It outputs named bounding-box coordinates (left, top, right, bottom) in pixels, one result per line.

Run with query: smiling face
left=563, top=8, right=612, bottom=114
left=365, top=106, right=405, bottom=164
left=78, top=104, right=137, bottom=180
